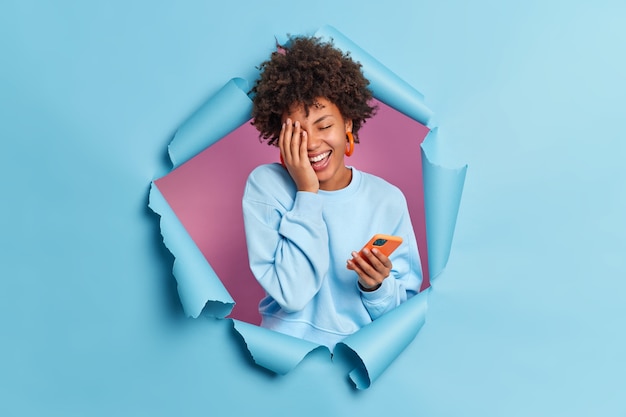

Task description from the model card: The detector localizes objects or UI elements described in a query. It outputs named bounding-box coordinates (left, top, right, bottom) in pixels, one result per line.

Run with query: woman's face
left=282, top=97, right=353, bottom=191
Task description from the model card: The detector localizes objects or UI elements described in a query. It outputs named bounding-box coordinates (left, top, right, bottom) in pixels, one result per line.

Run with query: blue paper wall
left=2, top=1, right=625, bottom=416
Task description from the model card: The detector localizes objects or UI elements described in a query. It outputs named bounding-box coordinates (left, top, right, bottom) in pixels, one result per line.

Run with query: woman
left=243, top=36, right=422, bottom=348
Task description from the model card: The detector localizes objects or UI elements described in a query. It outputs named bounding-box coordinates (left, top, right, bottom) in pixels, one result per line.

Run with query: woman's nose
left=306, top=130, right=321, bottom=150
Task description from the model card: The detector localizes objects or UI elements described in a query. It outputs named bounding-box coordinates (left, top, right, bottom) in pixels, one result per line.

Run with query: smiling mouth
left=309, top=151, right=331, bottom=171
left=309, top=151, right=331, bottom=163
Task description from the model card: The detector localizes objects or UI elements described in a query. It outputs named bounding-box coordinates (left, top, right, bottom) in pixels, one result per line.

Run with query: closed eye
left=320, top=125, right=333, bottom=130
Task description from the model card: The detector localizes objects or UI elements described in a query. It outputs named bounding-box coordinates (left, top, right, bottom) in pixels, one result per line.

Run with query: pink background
left=155, top=100, right=430, bottom=324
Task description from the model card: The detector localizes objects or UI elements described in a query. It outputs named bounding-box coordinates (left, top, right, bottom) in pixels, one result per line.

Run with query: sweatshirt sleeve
left=242, top=166, right=330, bottom=313
left=359, top=191, right=422, bottom=320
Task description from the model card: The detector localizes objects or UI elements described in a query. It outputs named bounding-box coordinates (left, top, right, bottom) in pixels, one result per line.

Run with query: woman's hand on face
left=279, top=119, right=319, bottom=193
left=346, top=248, right=392, bottom=291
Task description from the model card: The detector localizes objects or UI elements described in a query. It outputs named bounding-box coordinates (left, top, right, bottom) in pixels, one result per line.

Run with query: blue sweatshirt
left=242, top=163, right=422, bottom=348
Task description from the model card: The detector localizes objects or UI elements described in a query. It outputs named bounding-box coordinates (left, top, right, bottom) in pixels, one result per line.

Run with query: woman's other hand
left=346, top=248, right=392, bottom=291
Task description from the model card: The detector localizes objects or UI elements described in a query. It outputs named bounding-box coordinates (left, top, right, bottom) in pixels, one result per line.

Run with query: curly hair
left=251, top=36, right=376, bottom=146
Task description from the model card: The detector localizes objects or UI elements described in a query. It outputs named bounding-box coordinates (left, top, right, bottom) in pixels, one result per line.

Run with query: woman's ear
left=344, top=119, right=353, bottom=133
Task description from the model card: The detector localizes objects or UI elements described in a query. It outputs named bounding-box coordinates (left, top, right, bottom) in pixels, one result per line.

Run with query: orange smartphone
left=360, top=234, right=403, bottom=258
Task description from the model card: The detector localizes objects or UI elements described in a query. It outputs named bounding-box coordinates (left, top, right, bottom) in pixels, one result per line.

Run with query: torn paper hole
left=148, top=26, right=466, bottom=389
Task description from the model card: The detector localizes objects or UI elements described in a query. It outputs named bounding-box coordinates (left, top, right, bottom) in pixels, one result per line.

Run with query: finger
left=278, top=122, right=286, bottom=160
left=360, top=248, right=384, bottom=271
left=352, top=251, right=378, bottom=278
left=370, top=248, right=392, bottom=269
left=290, top=121, right=301, bottom=162
left=347, top=258, right=371, bottom=282
left=346, top=258, right=356, bottom=271
left=300, top=130, right=308, bottom=162
left=351, top=263, right=381, bottom=290
left=357, top=250, right=392, bottom=283
left=283, top=119, right=294, bottom=162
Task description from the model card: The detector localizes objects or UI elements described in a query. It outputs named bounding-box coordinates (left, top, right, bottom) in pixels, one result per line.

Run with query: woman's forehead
left=283, top=98, right=338, bottom=119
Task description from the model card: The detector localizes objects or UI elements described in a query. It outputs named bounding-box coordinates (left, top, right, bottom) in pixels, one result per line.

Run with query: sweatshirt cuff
left=359, top=276, right=395, bottom=304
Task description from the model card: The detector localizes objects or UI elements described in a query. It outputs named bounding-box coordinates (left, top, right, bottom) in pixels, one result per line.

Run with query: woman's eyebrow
left=313, top=115, right=333, bottom=124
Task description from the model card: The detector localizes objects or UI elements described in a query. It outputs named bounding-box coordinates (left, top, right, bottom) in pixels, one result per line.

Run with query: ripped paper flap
left=148, top=183, right=234, bottom=318
left=335, top=289, right=429, bottom=389
left=315, top=25, right=433, bottom=126
left=421, top=129, right=468, bottom=280
left=168, top=77, right=253, bottom=168
left=233, top=320, right=328, bottom=375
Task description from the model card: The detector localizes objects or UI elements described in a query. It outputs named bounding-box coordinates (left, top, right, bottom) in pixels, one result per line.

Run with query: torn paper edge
left=150, top=77, right=253, bottom=319
left=420, top=128, right=468, bottom=280
left=168, top=77, right=253, bottom=168
left=232, top=319, right=328, bottom=375
left=148, top=182, right=234, bottom=318
left=149, top=25, right=466, bottom=389
left=315, top=25, right=433, bottom=127
left=334, top=290, right=429, bottom=389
